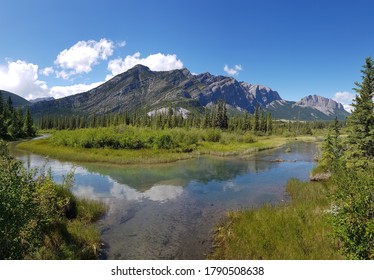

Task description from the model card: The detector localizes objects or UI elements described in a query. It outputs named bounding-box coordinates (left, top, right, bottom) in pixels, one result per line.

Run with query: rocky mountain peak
left=129, top=64, right=152, bottom=72
left=296, top=94, right=345, bottom=113
left=240, top=82, right=282, bottom=106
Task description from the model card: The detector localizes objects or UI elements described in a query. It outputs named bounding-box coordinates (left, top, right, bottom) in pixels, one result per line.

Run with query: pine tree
left=0, top=92, right=4, bottom=115
left=166, top=106, right=173, bottom=128
left=332, top=116, right=342, bottom=159
left=259, top=110, right=266, bottom=132
left=345, top=57, right=374, bottom=168
left=252, top=105, right=260, bottom=132
left=319, top=128, right=335, bottom=171
left=266, top=112, right=273, bottom=134
left=0, top=115, right=6, bottom=138
left=23, top=107, right=35, bottom=137
left=214, top=100, right=228, bottom=129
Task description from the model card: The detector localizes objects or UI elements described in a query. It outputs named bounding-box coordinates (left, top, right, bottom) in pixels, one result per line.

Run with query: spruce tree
left=0, top=92, right=3, bottom=115
left=252, top=105, right=260, bottom=132
left=23, top=107, right=35, bottom=137
left=266, top=112, right=273, bottom=134
left=345, top=57, right=374, bottom=168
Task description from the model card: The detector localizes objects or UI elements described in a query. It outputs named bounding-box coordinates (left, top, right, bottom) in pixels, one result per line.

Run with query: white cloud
left=0, top=59, right=105, bottom=100
left=332, top=91, right=356, bottom=112
left=224, top=64, right=242, bottom=76
left=107, top=52, right=183, bottom=77
left=117, top=41, right=126, bottom=48
left=49, top=81, right=104, bottom=99
left=55, top=38, right=114, bottom=79
left=0, top=60, right=49, bottom=100
left=40, top=66, right=54, bottom=76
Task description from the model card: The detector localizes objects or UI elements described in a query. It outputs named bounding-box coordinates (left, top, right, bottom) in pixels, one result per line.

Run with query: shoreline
left=14, top=135, right=318, bottom=166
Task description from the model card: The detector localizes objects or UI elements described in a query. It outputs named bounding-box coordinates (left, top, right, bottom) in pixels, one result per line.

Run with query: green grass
left=211, top=179, right=342, bottom=260
left=16, top=127, right=308, bottom=165
left=17, top=138, right=196, bottom=165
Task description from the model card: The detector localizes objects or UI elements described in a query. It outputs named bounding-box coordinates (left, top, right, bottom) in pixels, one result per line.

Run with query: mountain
left=194, top=72, right=282, bottom=112
left=0, top=90, right=30, bottom=107
left=266, top=95, right=350, bottom=121
left=29, top=97, right=55, bottom=103
left=30, top=65, right=283, bottom=116
left=30, top=65, right=349, bottom=120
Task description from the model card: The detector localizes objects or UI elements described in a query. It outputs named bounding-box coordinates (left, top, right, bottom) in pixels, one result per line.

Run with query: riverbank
left=15, top=128, right=318, bottom=165
left=211, top=178, right=342, bottom=260
left=0, top=140, right=107, bottom=259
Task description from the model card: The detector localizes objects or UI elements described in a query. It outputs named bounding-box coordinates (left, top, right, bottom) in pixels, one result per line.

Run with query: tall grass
left=17, top=126, right=305, bottom=165
left=211, top=179, right=342, bottom=260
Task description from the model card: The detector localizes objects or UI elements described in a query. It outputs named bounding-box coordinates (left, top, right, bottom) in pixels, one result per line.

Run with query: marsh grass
left=211, top=179, right=342, bottom=260
left=76, top=198, right=108, bottom=223
left=17, top=127, right=296, bottom=165
left=17, top=128, right=295, bottom=165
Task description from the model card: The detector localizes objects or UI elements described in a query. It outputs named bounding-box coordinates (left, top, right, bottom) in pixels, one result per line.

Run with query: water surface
left=11, top=141, right=317, bottom=259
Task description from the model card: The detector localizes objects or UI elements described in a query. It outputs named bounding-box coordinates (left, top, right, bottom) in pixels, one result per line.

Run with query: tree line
left=37, top=99, right=335, bottom=136
left=0, top=93, right=36, bottom=139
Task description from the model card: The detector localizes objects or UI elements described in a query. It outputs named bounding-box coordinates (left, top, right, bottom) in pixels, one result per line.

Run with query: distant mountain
left=0, top=90, right=30, bottom=107
left=30, top=65, right=349, bottom=120
left=266, top=95, right=350, bottom=121
left=29, top=97, right=55, bottom=103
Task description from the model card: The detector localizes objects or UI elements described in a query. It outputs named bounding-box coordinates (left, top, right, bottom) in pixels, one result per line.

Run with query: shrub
left=156, top=134, right=174, bottom=149
left=205, top=129, right=221, bottom=142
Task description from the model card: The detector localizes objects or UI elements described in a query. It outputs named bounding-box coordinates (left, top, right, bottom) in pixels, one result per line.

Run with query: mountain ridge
left=0, top=90, right=30, bottom=107
left=10, top=65, right=349, bottom=120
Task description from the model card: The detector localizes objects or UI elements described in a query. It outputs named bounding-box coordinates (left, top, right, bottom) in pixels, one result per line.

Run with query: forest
left=0, top=92, right=35, bottom=140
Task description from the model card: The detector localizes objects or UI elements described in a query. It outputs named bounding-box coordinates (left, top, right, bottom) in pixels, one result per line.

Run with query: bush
left=156, top=134, right=174, bottom=149
left=0, top=140, right=106, bottom=259
left=205, top=129, right=221, bottom=142
left=332, top=165, right=374, bottom=259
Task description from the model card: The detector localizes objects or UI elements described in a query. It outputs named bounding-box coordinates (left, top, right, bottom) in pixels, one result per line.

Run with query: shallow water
left=11, top=141, right=317, bottom=259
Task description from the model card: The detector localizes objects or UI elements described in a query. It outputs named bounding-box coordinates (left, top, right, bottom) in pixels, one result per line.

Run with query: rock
left=309, top=172, right=331, bottom=181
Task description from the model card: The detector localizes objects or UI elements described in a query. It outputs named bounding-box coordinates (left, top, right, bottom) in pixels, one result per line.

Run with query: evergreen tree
left=252, top=105, right=260, bottom=132
left=7, top=96, right=13, bottom=113
left=266, top=112, right=273, bottom=134
left=259, top=110, right=266, bottom=132
left=0, top=92, right=4, bottom=115
left=332, top=116, right=342, bottom=160
left=23, top=107, right=35, bottom=137
left=214, top=100, right=228, bottom=129
left=8, top=109, right=24, bottom=139
left=345, top=57, right=374, bottom=168
left=166, top=106, right=173, bottom=128
left=222, top=101, right=228, bottom=129
left=0, top=115, right=6, bottom=138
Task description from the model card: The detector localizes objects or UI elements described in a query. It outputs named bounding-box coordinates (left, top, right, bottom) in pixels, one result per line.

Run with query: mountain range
left=3, top=65, right=350, bottom=121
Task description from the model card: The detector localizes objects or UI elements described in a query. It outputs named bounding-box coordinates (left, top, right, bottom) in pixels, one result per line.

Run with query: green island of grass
left=15, top=126, right=318, bottom=165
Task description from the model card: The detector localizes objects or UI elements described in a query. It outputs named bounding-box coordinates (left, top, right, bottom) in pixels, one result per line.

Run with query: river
left=10, top=141, right=317, bottom=259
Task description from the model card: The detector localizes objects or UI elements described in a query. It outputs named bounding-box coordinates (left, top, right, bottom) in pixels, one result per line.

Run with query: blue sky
left=1, top=0, right=373, bottom=110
